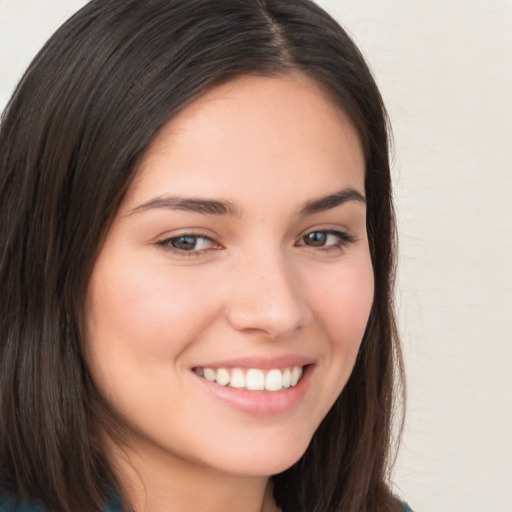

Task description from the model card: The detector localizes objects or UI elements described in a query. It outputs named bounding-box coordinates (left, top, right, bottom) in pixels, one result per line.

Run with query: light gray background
left=1, top=1, right=511, bottom=511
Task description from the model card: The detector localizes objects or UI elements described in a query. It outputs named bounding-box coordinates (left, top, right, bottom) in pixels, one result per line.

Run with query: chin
left=207, top=431, right=312, bottom=477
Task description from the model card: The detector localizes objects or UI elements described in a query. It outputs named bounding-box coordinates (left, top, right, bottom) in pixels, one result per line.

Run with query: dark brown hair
left=0, top=1, right=404, bottom=511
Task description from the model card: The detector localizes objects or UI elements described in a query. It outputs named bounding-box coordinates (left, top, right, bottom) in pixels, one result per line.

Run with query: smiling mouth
left=193, top=366, right=304, bottom=392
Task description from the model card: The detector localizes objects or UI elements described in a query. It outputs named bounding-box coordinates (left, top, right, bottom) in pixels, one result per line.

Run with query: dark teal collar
left=1, top=494, right=122, bottom=512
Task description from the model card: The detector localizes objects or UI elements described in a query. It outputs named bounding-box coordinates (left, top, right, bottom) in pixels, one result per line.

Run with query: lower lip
left=193, top=366, right=313, bottom=416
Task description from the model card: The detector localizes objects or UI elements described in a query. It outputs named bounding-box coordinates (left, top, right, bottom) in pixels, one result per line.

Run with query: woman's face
left=85, top=74, right=374, bottom=477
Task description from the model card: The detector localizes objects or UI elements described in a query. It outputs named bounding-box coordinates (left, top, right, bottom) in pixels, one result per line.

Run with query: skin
left=85, top=74, right=374, bottom=512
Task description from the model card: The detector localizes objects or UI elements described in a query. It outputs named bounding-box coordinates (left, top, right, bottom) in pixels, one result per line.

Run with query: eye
left=297, top=229, right=355, bottom=250
left=156, top=233, right=218, bottom=254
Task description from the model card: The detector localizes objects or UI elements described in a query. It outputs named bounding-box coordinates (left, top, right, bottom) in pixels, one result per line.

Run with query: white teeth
left=195, top=366, right=304, bottom=391
left=282, top=368, right=291, bottom=388
left=265, top=369, right=283, bottom=391
left=203, top=368, right=216, bottom=382
left=246, top=369, right=265, bottom=390
left=216, top=368, right=230, bottom=386
left=291, top=366, right=303, bottom=386
left=230, top=368, right=245, bottom=388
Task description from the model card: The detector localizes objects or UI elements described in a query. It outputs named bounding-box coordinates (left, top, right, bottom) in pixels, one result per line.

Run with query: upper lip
left=192, top=355, right=315, bottom=370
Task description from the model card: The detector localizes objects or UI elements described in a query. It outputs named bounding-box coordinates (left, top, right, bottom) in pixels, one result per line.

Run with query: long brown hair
left=0, top=1, right=404, bottom=510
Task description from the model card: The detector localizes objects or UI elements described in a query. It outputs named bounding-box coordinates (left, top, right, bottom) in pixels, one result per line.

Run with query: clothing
left=1, top=495, right=413, bottom=511
left=0, top=496, right=121, bottom=512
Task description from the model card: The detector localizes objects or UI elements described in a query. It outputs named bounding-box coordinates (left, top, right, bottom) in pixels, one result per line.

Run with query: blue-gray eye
left=303, top=231, right=328, bottom=247
left=299, top=230, right=355, bottom=249
left=160, top=235, right=215, bottom=252
left=171, top=235, right=199, bottom=250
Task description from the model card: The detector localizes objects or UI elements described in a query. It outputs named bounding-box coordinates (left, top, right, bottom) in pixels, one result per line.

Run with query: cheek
left=84, top=257, right=222, bottom=374
left=296, top=255, right=374, bottom=426
left=311, top=259, right=374, bottom=344
left=305, top=255, right=374, bottom=405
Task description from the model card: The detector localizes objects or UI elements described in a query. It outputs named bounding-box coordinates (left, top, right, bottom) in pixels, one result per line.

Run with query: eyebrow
left=127, top=187, right=365, bottom=217
left=128, top=196, right=240, bottom=216
left=299, top=188, right=366, bottom=216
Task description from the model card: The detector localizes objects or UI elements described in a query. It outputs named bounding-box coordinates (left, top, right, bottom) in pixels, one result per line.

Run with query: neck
left=105, top=436, right=280, bottom=512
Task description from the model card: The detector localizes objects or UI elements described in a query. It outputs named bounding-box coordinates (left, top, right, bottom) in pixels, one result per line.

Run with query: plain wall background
left=1, top=1, right=511, bottom=511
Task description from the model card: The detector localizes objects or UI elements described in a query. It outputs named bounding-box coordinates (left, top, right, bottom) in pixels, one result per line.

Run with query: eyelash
left=297, top=229, right=356, bottom=252
left=155, top=229, right=356, bottom=257
left=155, top=233, right=218, bottom=257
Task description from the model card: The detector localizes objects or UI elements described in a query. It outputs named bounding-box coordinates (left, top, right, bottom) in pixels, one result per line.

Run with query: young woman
left=0, top=1, right=409, bottom=511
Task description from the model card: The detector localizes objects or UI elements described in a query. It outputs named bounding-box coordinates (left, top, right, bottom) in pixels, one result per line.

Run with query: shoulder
left=401, top=502, right=415, bottom=512
left=0, top=497, right=44, bottom=512
left=0, top=492, right=121, bottom=512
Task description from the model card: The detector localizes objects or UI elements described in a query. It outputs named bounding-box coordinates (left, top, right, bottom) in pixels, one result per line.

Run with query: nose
left=225, top=248, right=309, bottom=339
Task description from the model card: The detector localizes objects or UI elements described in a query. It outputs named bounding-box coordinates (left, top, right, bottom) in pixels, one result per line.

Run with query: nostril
left=225, top=298, right=306, bottom=338
left=224, top=253, right=310, bottom=337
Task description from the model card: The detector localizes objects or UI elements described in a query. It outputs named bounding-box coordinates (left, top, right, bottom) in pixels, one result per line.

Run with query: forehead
left=124, top=73, right=365, bottom=210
